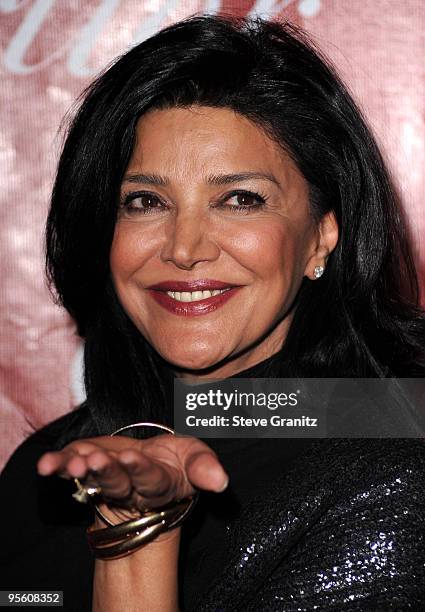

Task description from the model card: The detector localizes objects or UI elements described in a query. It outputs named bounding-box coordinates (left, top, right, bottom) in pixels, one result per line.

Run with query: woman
left=1, top=13, right=425, bottom=611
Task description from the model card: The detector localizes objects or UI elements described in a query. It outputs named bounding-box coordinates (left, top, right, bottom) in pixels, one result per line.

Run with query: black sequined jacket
left=1, top=404, right=425, bottom=611
left=194, top=436, right=425, bottom=611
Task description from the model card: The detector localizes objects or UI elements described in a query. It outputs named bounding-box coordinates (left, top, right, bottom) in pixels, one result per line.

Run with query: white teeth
left=191, top=291, right=204, bottom=300
left=165, top=288, right=231, bottom=302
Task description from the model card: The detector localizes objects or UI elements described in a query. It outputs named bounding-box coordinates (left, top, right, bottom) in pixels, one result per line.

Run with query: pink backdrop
left=1, top=0, right=424, bottom=471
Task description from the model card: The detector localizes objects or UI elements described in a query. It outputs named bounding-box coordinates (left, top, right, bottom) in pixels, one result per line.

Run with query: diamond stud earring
left=313, top=265, right=324, bottom=279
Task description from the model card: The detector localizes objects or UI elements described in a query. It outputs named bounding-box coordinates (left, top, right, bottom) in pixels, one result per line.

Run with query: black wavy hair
left=45, top=14, right=425, bottom=438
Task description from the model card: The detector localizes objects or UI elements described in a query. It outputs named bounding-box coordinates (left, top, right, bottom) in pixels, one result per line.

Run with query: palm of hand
left=37, top=433, right=228, bottom=520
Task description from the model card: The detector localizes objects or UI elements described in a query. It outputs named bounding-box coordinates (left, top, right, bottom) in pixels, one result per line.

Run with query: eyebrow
left=123, top=171, right=281, bottom=188
left=207, top=172, right=281, bottom=188
left=123, top=173, right=168, bottom=186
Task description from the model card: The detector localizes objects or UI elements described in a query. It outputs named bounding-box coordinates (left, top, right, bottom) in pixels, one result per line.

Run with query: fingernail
left=214, top=474, right=229, bottom=493
left=37, top=459, right=51, bottom=476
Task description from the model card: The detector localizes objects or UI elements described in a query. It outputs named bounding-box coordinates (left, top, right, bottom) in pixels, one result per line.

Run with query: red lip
left=148, top=279, right=238, bottom=291
left=147, top=286, right=242, bottom=316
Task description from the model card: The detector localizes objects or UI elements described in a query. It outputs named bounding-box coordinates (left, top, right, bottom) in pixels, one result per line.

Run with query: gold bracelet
left=88, top=502, right=187, bottom=546
left=86, top=497, right=197, bottom=559
left=88, top=521, right=167, bottom=559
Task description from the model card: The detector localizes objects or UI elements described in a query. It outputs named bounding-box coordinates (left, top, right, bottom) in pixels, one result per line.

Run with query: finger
left=37, top=440, right=107, bottom=477
left=141, top=435, right=229, bottom=494
left=37, top=448, right=82, bottom=478
left=85, top=451, right=133, bottom=500
left=118, top=449, right=174, bottom=498
left=185, top=450, right=229, bottom=493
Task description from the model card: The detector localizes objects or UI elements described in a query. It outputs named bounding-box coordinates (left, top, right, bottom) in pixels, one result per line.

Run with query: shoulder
left=1, top=403, right=91, bottom=478
left=286, top=438, right=425, bottom=530
left=311, top=436, right=425, bottom=477
left=0, top=402, right=94, bottom=544
left=318, top=437, right=425, bottom=497
left=305, top=437, right=425, bottom=523
left=259, top=439, right=425, bottom=609
left=281, top=439, right=425, bottom=607
left=0, top=402, right=93, bottom=512
left=195, top=438, right=425, bottom=610
left=0, top=403, right=93, bottom=518
left=249, top=437, right=425, bottom=515
left=0, top=404, right=94, bottom=598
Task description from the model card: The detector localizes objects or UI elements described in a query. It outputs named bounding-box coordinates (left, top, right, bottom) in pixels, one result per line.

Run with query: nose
left=160, top=209, right=220, bottom=270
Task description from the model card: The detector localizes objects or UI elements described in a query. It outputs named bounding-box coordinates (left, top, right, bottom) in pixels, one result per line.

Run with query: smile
left=148, top=286, right=241, bottom=316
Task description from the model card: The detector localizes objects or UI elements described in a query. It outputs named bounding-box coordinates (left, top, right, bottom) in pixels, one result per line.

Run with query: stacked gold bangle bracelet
left=86, top=495, right=197, bottom=559
left=73, top=422, right=198, bottom=560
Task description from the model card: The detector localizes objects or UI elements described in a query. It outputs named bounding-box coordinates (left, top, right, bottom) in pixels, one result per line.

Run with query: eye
left=218, top=190, right=268, bottom=213
left=119, top=191, right=166, bottom=215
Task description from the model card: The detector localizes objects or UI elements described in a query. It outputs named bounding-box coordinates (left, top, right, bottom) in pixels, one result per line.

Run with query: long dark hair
left=45, top=14, right=425, bottom=440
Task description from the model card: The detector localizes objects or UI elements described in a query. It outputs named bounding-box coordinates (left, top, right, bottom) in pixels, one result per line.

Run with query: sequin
left=192, top=438, right=425, bottom=610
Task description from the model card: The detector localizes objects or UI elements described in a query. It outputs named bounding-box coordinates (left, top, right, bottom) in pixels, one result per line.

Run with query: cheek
left=109, top=224, right=153, bottom=280
left=234, top=221, right=303, bottom=283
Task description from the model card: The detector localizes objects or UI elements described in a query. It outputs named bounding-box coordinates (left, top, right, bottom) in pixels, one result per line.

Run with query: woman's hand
left=37, top=433, right=228, bottom=521
left=37, top=433, right=229, bottom=612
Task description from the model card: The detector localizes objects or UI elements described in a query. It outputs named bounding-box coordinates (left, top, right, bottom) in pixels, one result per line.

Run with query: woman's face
left=110, top=106, right=337, bottom=379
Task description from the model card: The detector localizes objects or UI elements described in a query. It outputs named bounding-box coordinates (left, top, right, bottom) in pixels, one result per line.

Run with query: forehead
left=127, top=106, right=302, bottom=184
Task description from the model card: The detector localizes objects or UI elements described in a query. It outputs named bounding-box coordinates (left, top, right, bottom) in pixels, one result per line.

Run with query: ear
left=304, top=210, right=339, bottom=280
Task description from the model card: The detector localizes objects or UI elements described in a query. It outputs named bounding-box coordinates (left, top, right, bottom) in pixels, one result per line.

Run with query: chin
left=158, top=344, right=227, bottom=373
